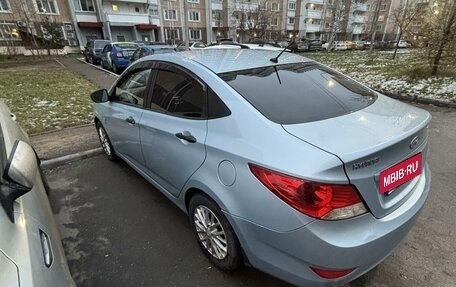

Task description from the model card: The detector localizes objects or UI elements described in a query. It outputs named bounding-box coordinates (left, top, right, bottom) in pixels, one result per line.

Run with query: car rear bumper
left=227, top=163, right=430, bottom=287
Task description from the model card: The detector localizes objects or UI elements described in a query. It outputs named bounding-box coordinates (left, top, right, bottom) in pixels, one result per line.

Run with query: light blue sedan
left=90, top=49, right=431, bottom=286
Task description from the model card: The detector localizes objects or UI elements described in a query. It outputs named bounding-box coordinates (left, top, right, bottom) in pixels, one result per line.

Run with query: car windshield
left=94, top=41, right=110, bottom=48
left=219, top=62, right=377, bottom=124
left=114, top=43, right=138, bottom=50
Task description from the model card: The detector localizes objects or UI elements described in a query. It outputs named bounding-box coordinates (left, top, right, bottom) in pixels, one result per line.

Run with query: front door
left=103, top=67, right=152, bottom=167
left=140, top=64, right=207, bottom=197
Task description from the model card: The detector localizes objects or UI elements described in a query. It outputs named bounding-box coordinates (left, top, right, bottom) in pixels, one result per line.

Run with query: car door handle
left=125, top=116, right=135, bottom=125
left=175, top=132, right=196, bottom=143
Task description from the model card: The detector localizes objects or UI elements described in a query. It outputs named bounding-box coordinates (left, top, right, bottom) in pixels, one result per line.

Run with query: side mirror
left=90, top=89, right=109, bottom=103
left=0, top=140, right=38, bottom=222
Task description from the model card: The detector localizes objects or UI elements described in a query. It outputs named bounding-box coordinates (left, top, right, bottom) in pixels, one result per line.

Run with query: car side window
left=149, top=68, right=206, bottom=118
left=139, top=48, right=148, bottom=58
left=132, top=49, right=140, bottom=61
left=113, top=69, right=151, bottom=107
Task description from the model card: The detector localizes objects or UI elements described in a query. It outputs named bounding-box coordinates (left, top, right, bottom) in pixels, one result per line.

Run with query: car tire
left=96, top=122, right=117, bottom=161
left=189, top=194, right=243, bottom=271
left=85, top=55, right=89, bottom=62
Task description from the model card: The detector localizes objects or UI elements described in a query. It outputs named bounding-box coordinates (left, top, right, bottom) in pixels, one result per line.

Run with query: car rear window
left=94, top=40, right=110, bottom=48
left=114, top=43, right=138, bottom=50
left=219, top=62, right=376, bottom=124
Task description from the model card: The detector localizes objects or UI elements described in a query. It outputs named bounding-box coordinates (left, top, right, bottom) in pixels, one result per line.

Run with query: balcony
left=352, top=25, right=364, bottom=34
left=212, top=20, right=224, bottom=27
left=107, top=13, right=149, bottom=24
left=75, top=14, right=97, bottom=23
left=211, top=3, right=222, bottom=10
left=305, top=0, right=324, bottom=5
left=116, top=0, right=148, bottom=3
left=353, top=3, right=368, bottom=12
left=352, top=15, right=365, bottom=24
left=233, top=3, right=258, bottom=11
left=305, top=10, right=322, bottom=19
left=303, top=24, right=321, bottom=32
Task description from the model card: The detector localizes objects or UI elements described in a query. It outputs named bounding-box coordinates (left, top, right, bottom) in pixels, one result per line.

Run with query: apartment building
left=0, top=0, right=78, bottom=50
left=0, top=0, right=430, bottom=53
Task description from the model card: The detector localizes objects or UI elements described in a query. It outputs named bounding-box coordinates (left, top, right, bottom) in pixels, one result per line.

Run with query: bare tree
left=8, top=0, right=41, bottom=55
left=230, top=0, right=273, bottom=42
left=367, top=0, right=382, bottom=52
left=419, top=0, right=456, bottom=75
left=324, top=0, right=348, bottom=52
left=391, top=0, right=425, bottom=59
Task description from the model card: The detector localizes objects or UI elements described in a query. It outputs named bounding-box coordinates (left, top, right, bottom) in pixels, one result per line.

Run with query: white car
left=0, top=103, right=75, bottom=287
left=176, top=42, right=207, bottom=51
left=397, top=40, right=411, bottom=48
left=334, top=41, right=348, bottom=50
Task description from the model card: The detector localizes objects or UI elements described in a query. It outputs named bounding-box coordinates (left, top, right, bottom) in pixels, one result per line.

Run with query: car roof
left=143, top=45, right=174, bottom=50
left=137, top=49, right=311, bottom=74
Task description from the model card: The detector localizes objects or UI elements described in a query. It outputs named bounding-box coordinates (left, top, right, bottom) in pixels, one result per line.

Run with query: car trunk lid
left=282, top=95, right=431, bottom=218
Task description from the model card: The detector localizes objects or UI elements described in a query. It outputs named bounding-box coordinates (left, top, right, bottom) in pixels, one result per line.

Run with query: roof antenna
left=270, top=41, right=295, bottom=63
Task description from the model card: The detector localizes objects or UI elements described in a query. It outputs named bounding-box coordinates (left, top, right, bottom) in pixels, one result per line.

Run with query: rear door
left=139, top=63, right=207, bottom=197
left=103, top=63, right=152, bottom=167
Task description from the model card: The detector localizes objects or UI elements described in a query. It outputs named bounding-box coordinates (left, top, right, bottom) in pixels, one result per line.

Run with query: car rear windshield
left=219, top=62, right=377, bottom=124
left=94, top=40, right=110, bottom=48
left=114, top=43, right=138, bottom=50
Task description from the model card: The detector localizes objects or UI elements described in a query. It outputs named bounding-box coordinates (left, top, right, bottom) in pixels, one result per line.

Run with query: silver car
left=0, top=103, right=75, bottom=286
left=91, top=49, right=431, bottom=286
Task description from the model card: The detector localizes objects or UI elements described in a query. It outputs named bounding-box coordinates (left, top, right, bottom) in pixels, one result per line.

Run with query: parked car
left=84, top=39, right=110, bottom=65
left=397, top=39, right=412, bottom=48
left=243, top=43, right=288, bottom=52
left=176, top=42, right=207, bottom=51
left=355, top=40, right=365, bottom=50
left=130, top=45, right=175, bottom=63
left=91, top=49, right=431, bottom=287
left=334, top=41, right=348, bottom=50
left=0, top=102, right=75, bottom=287
left=344, top=41, right=357, bottom=50
left=100, top=42, right=138, bottom=74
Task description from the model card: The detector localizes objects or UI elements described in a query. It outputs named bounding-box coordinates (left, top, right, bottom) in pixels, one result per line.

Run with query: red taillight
left=115, top=52, right=123, bottom=58
left=249, top=164, right=365, bottom=219
left=310, top=267, right=355, bottom=279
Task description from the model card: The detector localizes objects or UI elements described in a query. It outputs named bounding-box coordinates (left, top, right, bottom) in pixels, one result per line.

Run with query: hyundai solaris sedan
left=91, top=49, right=431, bottom=286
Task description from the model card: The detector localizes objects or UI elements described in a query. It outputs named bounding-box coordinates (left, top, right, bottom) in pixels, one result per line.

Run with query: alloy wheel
left=193, top=205, right=228, bottom=260
left=98, top=126, right=112, bottom=156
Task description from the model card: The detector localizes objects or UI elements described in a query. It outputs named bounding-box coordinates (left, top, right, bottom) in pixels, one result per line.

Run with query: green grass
left=0, top=68, right=96, bottom=134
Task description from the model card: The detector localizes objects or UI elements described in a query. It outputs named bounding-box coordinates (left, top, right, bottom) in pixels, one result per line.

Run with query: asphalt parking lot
left=40, top=58, right=455, bottom=287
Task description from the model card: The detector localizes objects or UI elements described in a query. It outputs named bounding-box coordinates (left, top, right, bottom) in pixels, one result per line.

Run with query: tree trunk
left=369, top=0, right=382, bottom=52
left=431, top=5, right=456, bottom=75
left=392, top=30, right=402, bottom=60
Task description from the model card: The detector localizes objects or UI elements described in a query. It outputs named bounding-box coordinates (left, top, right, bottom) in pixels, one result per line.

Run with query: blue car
left=90, top=49, right=431, bottom=286
left=101, top=42, right=138, bottom=74
left=130, top=44, right=176, bottom=63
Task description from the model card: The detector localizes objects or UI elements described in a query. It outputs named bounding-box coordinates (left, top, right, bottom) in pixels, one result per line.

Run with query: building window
left=188, top=0, right=199, bottom=3
left=112, top=4, right=118, bottom=11
left=135, top=7, right=140, bottom=13
left=288, top=2, right=296, bottom=11
left=149, top=6, right=159, bottom=16
left=164, top=9, right=177, bottom=20
left=189, top=29, right=201, bottom=40
left=36, top=0, right=58, bottom=14
left=73, top=0, right=94, bottom=12
left=271, top=18, right=278, bottom=26
left=165, top=28, right=180, bottom=40
left=381, top=4, right=387, bottom=10
left=378, top=15, right=385, bottom=21
left=376, top=25, right=382, bottom=31
left=288, top=17, right=295, bottom=25
left=0, top=23, right=20, bottom=40
left=189, top=11, right=200, bottom=22
left=0, top=0, right=10, bottom=12
left=117, top=35, right=125, bottom=41
left=271, top=2, right=279, bottom=11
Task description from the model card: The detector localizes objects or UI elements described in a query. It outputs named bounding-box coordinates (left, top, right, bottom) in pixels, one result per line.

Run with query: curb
left=381, top=91, right=456, bottom=109
left=76, top=58, right=119, bottom=78
left=41, top=148, right=103, bottom=169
